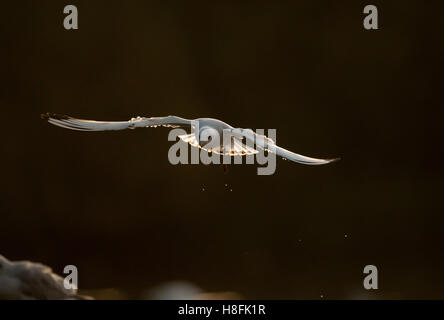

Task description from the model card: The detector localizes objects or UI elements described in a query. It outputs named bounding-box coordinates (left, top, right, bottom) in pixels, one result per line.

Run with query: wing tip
left=327, top=157, right=341, bottom=163
left=41, top=112, right=72, bottom=121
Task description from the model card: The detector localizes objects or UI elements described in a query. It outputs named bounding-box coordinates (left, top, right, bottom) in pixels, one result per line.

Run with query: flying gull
left=41, top=113, right=339, bottom=165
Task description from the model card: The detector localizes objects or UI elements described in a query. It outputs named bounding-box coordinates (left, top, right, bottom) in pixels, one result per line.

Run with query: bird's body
left=41, top=113, right=339, bottom=165
left=195, top=118, right=234, bottom=131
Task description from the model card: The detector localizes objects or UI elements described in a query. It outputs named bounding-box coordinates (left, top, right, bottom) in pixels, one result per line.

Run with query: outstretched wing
left=41, top=113, right=192, bottom=131
left=271, top=145, right=339, bottom=165
left=230, top=128, right=339, bottom=165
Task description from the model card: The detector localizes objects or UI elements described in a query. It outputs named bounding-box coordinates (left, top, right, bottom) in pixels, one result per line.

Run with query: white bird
left=41, top=113, right=339, bottom=165
left=0, top=255, right=90, bottom=300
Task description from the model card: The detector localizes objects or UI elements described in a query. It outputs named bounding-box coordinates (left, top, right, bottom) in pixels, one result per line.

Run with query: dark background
left=1, top=0, right=443, bottom=299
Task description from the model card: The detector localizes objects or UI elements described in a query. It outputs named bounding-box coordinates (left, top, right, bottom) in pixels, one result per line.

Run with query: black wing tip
left=41, top=112, right=71, bottom=121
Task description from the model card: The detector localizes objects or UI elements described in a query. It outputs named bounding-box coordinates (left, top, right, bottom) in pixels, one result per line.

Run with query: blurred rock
left=81, top=288, right=127, bottom=300
left=143, top=281, right=242, bottom=300
left=0, top=255, right=91, bottom=300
